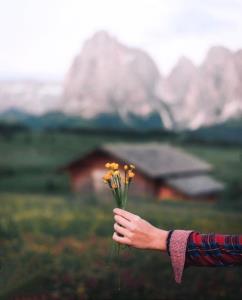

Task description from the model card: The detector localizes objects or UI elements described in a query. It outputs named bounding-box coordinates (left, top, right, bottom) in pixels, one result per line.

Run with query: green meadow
left=0, top=131, right=242, bottom=299
left=0, top=131, right=242, bottom=201
left=1, top=194, right=242, bottom=300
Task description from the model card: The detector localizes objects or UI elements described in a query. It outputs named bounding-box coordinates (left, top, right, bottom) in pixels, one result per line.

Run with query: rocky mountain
left=160, top=46, right=242, bottom=129
left=62, top=31, right=174, bottom=129
left=62, top=32, right=242, bottom=129
left=159, top=56, right=198, bottom=128
left=0, top=31, right=242, bottom=130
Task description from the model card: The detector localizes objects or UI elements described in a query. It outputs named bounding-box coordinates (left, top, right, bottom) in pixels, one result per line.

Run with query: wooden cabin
left=61, top=143, right=224, bottom=201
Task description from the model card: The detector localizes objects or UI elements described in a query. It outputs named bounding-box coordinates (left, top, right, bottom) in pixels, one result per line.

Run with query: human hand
left=113, top=208, right=168, bottom=251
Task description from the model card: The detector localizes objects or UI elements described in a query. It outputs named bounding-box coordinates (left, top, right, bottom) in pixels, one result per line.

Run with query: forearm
left=112, top=209, right=242, bottom=284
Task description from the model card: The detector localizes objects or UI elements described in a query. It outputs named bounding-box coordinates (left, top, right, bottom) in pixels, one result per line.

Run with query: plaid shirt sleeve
left=186, top=232, right=242, bottom=267
left=169, top=230, right=242, bottom=284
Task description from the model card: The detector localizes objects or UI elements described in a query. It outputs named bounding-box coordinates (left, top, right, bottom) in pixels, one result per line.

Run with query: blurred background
left=0, top=0, right=242, bottom=299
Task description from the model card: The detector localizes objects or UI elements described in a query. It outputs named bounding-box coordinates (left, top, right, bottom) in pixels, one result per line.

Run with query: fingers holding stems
left=113, top=208, right=136, bottom=221
left=113, top=208, right=168, bottom=251
left=113, top=232, right=131, bottom=246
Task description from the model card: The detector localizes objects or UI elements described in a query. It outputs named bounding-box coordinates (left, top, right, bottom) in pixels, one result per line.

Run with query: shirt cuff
left=169, top=230, right=193, bottom=283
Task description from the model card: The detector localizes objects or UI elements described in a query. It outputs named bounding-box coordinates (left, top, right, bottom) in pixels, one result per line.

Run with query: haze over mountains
left=0, top=81, right=62, bottom=115
left=0, top=31, right=242, bottom=130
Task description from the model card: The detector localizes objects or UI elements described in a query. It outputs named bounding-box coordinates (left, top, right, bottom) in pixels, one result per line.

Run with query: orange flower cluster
left=102, top=162, right=135, bottom=208
left=103, top=162, right=135, bottom=186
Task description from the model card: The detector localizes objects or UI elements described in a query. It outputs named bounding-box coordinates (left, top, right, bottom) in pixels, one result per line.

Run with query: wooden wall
left=65, top=152, right=218, bottom=202
left=66, top=152, right=156, bottom=199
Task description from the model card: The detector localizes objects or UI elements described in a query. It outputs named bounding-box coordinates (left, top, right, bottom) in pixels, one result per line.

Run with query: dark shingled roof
left=166, top=175, right=224, bottom=196
left=101, top=143, right=212, bottom=178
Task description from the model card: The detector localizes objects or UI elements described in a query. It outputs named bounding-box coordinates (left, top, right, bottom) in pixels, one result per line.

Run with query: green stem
left=123, top=183, right=129, bottom=209
left=112, top=176, right=122, bottom=207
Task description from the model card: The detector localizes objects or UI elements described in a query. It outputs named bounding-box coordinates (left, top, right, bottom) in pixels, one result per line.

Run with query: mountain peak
left=62, top=31, right=173, bottom=127
left=168, top=55, right=196, bottom=79
left=83, top=30, right=122, bottom=53
left=204, top=46, right=232, bottom=63
left=90, top=30, right=113, bottom=41
left=87, top=30, right=116, bottom=45
left=175, top=56, right=195, bottom=69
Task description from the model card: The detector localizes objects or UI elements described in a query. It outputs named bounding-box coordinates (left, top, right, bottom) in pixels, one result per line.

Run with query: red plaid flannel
left=169, top=230, right=242, bottom=283
left=186, top=232, right=242, bottom=267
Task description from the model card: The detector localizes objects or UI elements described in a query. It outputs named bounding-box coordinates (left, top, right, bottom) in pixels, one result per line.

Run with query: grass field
left=0, top=131, right=242, bottom=299
left=0, top=131, right=242, bottom=202
left=1, top=193, right=242, bottom=300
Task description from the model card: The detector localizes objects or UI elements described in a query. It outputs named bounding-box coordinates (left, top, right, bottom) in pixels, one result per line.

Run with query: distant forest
left=0, top=117, right=242, bottom=145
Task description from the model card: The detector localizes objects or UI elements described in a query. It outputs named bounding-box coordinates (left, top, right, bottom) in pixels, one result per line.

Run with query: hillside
left=0, top=109, right=165, bottom=131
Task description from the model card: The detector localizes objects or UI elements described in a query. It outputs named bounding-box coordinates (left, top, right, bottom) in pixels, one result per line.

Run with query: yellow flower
left=124, top=165, right=128, bottom=170
left=105, top=162, right=111, bottom=168
left=130, top=164, right=135, bottom=169
left=105, top=162, right=120, bottom=170
left=102, top=172, right=112, bottom=182
left=113, top=170, right=120, bottom=176
left=128, top=171, right=135, bottom=178
left=111, top=162, right=119, bottom=170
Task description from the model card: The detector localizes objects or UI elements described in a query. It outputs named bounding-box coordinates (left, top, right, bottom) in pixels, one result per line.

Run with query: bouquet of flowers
left=102, top=162, right=135, bottom=209
left=102, top=162, right=135, bottom=289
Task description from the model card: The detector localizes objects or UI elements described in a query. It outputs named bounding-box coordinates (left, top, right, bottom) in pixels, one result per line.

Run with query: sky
left=0, top=0, right=242, bottom=80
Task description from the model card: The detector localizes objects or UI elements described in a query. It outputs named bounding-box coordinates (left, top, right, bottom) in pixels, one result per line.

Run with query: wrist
left=151, top=228, right=168, bottom=251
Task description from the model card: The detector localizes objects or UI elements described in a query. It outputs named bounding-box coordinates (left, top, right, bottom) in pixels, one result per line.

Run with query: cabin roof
left=100, top=143, right=212, bottom=178
left=166, top=175, right=224, bottom=196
